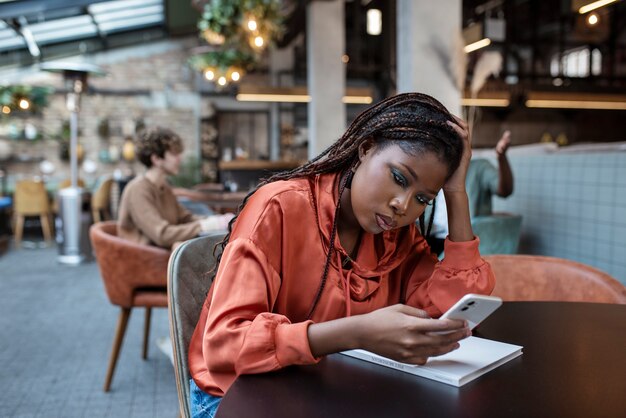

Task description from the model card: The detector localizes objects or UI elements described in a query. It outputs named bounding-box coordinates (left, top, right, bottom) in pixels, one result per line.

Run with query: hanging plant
left=198, top=0, right=284, bottom=46
left=189, top=48, right=256, bottom=73
left=191, top=0, right=286, bottom=86
left=0, top=85, right=52, bottom=115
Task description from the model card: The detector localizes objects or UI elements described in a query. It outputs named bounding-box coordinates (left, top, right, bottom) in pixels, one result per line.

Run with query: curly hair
left=211, top=93, right=464, bottom=319
left=135, top=127, right=184, bottom=168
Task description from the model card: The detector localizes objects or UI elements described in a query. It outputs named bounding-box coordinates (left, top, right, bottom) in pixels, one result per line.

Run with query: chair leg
left=14, top=214, right=24, bottom=248
left=142, top=307, right=152, bottom=360
left=40, top=214, right=52, bottom=243
left=104, top=307, right=131, bottom=392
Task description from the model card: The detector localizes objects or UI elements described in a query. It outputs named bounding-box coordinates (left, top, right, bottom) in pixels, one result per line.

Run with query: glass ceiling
left=0, top=0, right=164, bottom=54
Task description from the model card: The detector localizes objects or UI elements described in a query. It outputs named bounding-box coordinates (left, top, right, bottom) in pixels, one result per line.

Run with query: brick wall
left=3, top=37, right=201, bottom=186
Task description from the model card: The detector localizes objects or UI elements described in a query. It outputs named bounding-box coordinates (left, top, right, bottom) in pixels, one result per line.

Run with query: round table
left=216, top=302, right=626, bottom=418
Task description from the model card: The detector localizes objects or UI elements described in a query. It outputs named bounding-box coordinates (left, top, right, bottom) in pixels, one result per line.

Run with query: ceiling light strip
left=464, top=38, right=491, bottom=53
left=237, top=93, right=311, bottom=103
left=461, top=98, right=510, bottom=107
left=525, top=99, right=626, bottom=110
left=343, top=96, right=373, bottom=104
left=236, top=94, right=373, bottom=104
left=578, top=0, right=619, bottom=14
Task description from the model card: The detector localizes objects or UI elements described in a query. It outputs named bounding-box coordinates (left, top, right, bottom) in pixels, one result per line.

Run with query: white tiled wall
left=492, top=151, right=626, bottom=285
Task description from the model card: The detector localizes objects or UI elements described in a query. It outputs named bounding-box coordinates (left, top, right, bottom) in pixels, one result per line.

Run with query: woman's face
left=350, top=143, right=449, bottom=234
left=156, top=150, right=182, bottom=176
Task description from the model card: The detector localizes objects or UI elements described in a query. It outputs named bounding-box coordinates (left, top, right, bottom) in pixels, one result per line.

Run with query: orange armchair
left=485, top=254, right=626, bottom=304
left=89, top=221, right=171, bottom=391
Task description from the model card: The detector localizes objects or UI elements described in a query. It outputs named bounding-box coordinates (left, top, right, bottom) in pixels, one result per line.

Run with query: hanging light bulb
left=1, top=105, right=10, bottom=114
left=230, top=71, right=241, bottom=82
left=254, top=36, right=264, bottom=48
left=247, top=19, right=257, bottom=31
left=587, top=12, right=599, bottom=26
left=18, top=98, right=30, bottom=110
left=217, top=76, right=227, bottom=86
left=204, top=68, right=216, bottom=81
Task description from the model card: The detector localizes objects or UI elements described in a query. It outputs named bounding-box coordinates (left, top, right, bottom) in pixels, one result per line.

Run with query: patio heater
left=41, top=62, right=105, bottom=265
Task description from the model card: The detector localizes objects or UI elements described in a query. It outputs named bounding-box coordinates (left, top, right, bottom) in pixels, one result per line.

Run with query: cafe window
left=217, top=111, right=270, bottom=161
left=550, top=47, right=602, bottom=78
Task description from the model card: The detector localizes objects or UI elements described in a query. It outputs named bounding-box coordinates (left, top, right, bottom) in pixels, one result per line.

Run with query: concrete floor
left=0, top=238, right=179, bottom=418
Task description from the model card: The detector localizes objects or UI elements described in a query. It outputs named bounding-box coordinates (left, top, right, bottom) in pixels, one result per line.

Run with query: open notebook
left=341, top=336, right=522, bottom=387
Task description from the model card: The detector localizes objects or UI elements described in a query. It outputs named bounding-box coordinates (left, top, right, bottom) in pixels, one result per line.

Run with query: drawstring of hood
left=305, top=172, right=419, bottom=321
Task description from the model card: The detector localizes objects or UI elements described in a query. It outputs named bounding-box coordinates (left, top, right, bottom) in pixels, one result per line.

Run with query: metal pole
left=69, top=105, right=79, bottom=189
left=40, top=63, right=103, bottom=266
left=58, top=85, right=85, bottom=265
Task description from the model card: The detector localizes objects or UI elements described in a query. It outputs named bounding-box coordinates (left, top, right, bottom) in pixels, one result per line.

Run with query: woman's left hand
left=444, top=115, right=472, bottom=193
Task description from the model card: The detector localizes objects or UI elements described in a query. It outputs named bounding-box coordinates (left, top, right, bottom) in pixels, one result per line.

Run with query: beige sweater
left=117, top=176, right=201, bottom=249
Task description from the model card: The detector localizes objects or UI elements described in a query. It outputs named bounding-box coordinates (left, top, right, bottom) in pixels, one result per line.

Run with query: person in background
left=187, top=93, right=495, bottom=417
left=117, top=126, right=234, bottom=364
left=117, top=127, right=233, bottom=250
left=466, top=130, right=513, bottom=218
left=425, top=130, right=514, bottom=256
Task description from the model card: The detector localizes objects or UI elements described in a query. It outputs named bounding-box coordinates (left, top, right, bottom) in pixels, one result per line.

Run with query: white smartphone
left=439, top=294, right=502, bottom=331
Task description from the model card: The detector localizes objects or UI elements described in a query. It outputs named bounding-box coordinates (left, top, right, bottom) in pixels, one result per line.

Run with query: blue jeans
left=190, top=378, right=222, bottom=418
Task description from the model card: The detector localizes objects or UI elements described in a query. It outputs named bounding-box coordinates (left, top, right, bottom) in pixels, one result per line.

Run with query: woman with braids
left=187, top=93, right=495, bottom=417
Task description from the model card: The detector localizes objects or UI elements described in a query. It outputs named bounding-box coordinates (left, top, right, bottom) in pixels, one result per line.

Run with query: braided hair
left=209, top=92, right=464, bottom=318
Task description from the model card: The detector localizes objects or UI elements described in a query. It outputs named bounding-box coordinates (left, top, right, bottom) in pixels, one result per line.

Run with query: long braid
left=304, top=167, right=353, bottom=319
left=209, top=93, right=465, bottom=316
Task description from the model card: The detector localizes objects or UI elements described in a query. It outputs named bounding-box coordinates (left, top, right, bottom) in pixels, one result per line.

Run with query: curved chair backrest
left=89, top=221, right=171, bottom=307
left=485, top=254, right=626, bottom=304
left=91, top=178, right=114, bottom=222
left=14, top=180, right=50, bottom=215
left=167, top=233, right=225, bottom=418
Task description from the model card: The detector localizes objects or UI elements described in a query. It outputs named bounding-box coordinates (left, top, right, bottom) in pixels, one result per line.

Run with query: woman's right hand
left=354, top=304, right=470, bottom=365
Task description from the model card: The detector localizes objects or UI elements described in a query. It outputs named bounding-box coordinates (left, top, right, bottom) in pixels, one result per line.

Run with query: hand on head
left=496, top=130, right=511, bottom=156
left=356, top=304, right=470, bottom=365
left=442, top=115, right=472, bottom=193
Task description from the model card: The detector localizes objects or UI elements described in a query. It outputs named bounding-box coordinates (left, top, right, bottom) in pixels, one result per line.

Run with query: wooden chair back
left=14, top=180, right=50, bottom=215
left=91, top=178, right=114, bottom=222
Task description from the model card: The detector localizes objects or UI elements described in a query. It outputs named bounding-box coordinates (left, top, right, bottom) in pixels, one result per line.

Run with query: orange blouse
left=188, top=172, right=495, bottom=396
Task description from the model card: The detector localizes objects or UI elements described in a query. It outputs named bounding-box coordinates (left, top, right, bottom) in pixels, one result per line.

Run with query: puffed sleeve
left=403, top=236, right=495, bottom=317
left=201, top=239, right=319, bottom=391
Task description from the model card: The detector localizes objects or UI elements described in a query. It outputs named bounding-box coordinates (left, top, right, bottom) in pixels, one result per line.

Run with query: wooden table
left=216, top=302, right=626, bottom=418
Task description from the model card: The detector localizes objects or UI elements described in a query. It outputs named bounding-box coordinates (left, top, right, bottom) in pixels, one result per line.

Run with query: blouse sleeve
left=404, top=236, right=495, bottom=318
left=201, top=238, right=319, bottom=390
